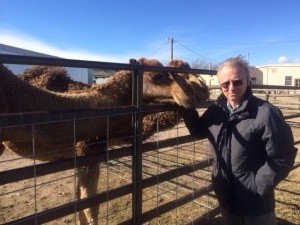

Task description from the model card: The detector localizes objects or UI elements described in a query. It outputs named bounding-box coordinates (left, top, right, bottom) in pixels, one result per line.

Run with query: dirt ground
left=0, top=94, right=299, bottom=225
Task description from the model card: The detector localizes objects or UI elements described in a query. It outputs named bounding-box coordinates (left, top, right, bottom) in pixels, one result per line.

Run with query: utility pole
left=166, top=37, right=174, bottom=60
left=170, top=38, right=174, bottom=60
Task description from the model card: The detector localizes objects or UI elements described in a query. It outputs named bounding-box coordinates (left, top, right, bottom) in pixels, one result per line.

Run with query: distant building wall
left=254, top=64, right=300, bottom=86
left=249, top=67, right=263, bottom=85
left=4, top=64, right=30, bottom=75
left=66, top=67, right=93, bottom=84
left=200, top=74, right=218, bottom=86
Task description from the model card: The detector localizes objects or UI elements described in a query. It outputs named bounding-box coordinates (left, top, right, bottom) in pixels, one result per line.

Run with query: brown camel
left=0, top=58, right=209, bottom=225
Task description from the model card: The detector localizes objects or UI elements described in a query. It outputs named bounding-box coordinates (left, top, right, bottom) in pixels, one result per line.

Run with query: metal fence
left=0, top=55, right=219, bottom=225
left=1, top=55, right=299, bottom=225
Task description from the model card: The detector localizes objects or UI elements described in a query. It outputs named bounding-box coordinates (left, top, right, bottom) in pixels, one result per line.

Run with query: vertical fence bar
left=132, top=66, right=143, bottom=224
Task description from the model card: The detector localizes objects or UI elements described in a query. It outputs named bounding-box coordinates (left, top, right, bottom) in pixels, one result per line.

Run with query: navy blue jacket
left=183, top=88, right=297, bottom=215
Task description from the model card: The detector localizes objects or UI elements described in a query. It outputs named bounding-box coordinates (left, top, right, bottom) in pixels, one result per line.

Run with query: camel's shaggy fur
left=16, top=65, right=180, bottom=140
left=17, top=65, right=91, bottom=93
left=0, top=58, right=209, bottom=225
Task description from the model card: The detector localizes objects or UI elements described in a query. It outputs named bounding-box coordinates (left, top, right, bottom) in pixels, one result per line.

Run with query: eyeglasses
left=219, top=79, right=243, bottom=89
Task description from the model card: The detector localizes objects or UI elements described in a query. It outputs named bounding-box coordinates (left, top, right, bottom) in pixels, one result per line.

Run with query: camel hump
left=17, top=65, right=90, bottom=92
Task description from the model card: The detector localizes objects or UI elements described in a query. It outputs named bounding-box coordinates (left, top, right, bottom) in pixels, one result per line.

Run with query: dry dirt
left=0, top=94, right=299, bottom=225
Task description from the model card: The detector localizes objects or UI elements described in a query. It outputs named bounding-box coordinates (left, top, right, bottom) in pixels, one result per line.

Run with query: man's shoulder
left=250, top=96, right=284, bottom=121
left=250, top=95, right=276, bottom=109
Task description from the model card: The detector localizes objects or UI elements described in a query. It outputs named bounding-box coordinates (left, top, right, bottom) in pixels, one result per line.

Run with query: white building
left=251, top=64, right=300, bottom=87
left=0, top=44, right=94, bottom=84
left=200, top=64, right=300, bottom=87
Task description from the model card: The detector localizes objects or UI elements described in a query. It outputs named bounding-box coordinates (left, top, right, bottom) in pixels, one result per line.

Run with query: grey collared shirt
left=227, top=102, right=239, bottom=116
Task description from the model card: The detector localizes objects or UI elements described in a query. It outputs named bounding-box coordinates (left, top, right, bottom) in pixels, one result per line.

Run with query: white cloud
left=0, top=28, right=200, bottom=65
left=0, top=28, right=135, bottom=63
left=278, top=56, right=289, bottom=64
left=277, top=56, right=300, bottom=64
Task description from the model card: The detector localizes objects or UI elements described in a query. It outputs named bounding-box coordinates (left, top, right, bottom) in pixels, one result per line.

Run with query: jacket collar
left=215, top=87, right=253, bottom=120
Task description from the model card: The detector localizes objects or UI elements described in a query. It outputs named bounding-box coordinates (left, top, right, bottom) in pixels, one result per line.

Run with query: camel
left=0, top=58, right=209, bottom=225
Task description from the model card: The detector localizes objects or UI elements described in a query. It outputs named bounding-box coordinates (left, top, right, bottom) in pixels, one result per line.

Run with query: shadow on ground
left=207, top=215, right=297, bottom=225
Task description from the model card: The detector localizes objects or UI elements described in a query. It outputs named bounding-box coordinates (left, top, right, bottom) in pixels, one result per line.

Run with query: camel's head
left=130, top=58, right=209, bottom=108
left=167, top=59, right=210, bottom=105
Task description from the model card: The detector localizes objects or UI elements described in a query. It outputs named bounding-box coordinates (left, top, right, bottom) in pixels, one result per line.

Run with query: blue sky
left=1, top=0, right=300, bottom=66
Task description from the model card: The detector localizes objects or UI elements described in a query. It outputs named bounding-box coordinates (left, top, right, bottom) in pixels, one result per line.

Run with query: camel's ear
left=138, top=58, right=163, bottom=67
left=167, top=59, right=191, bottom=69
left=137, top=57, right=147, bottom=65
left=0, top=143, right=4, bottom=155
left=129, top=58, right=138, bottom=64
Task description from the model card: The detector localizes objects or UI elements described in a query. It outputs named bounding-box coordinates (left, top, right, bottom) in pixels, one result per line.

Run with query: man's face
left=217, top=65, right=248, bottom=107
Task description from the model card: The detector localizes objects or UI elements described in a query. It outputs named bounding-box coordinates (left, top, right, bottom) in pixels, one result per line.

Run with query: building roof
left=0, top=43, right=58, bottom=58
left=256, top=63, right=300, bottom=69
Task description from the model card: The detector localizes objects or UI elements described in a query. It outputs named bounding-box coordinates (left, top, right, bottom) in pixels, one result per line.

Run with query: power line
left=147, top=38, right=220, bottom=63
left=147, top=42, right=169, bottom=58
left=213, top=39, right=300, bottom=46
left=174, top=40, right=220, bottom=63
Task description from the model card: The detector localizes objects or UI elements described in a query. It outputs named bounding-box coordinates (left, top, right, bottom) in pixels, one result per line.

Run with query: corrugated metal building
left=0, top=44, right=94, bottom=84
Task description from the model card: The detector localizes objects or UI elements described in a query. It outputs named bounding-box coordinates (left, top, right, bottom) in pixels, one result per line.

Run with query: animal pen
left=0, top=54, right=299, bottom=225
left=0, top=54, right=219, bottom=225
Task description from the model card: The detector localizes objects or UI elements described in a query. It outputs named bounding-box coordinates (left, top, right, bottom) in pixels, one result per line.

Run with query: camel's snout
left=169, top=72, right=197, bottom=108
left=172, top=87, right=196, bottom=109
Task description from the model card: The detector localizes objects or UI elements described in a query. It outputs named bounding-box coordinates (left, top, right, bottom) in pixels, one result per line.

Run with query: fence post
left=265, top=92, right=270, bottom=102
left=131, top=66, right=143, bottom=224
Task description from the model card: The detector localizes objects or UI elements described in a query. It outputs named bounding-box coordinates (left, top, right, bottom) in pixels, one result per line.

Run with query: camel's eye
left=151, top=73, right=169, bottom=85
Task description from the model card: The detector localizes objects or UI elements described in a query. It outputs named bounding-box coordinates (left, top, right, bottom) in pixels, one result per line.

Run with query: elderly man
left=182, top=56, right=297, bottom=225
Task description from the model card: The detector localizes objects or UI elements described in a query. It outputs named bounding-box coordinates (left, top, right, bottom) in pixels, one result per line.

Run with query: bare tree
left=191, top=59, right=218, bottom=70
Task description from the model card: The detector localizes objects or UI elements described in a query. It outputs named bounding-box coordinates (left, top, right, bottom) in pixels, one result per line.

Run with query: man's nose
left=228, top=82, right=235, bottom=89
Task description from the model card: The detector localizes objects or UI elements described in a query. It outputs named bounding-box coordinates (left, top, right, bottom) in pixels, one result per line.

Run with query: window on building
left=250, top=77, right=256, bottom=85
left=285, top=76, right=292, bottom=85
left=295, top=79, right=300, bottom=87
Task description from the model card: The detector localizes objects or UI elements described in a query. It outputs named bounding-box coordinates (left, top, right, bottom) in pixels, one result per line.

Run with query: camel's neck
left=0, top=65, right=134, bottom=113
left=0, top=65, right=73, bottom=112
left=90, top=70, right=133, bottom=106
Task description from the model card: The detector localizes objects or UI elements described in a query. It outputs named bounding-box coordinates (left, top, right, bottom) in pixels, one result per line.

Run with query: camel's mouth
left=143, top=96, right=177, bottom=106
left=143, top=91, right=195, bottom=108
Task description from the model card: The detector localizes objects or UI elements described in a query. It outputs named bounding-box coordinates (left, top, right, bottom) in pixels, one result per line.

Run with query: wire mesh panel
left=0, top=119, right=77, bottom=224
left=0, top=113, right=218, bottom=224
left=0, top=110, right=137, bottom=225
left=140, top=110, right=218, bottom=225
